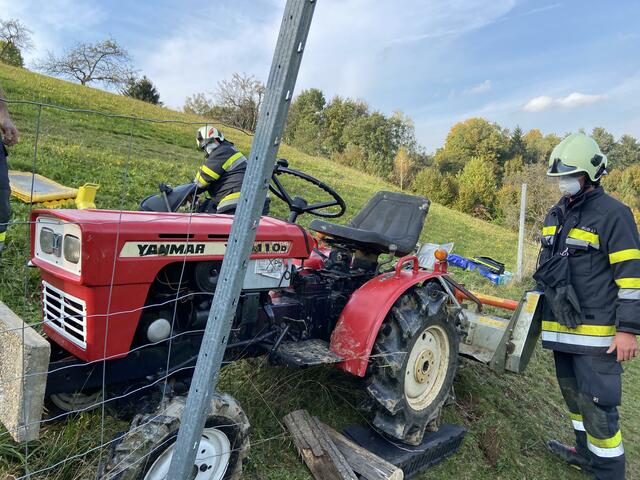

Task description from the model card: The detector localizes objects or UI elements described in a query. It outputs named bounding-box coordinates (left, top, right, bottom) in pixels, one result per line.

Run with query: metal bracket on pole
left=166, top=1, right=317, bottom=478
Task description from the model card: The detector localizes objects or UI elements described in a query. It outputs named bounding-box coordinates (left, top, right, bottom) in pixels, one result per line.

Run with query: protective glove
left=547, top=284, right=582, bottom=329
left=533, top=254, right=582, bottom=329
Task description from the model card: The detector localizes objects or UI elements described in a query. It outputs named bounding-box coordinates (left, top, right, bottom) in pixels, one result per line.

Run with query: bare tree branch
left=214, top=73, right=266, bottom=132
left=36, top=39, right=135, bottom=87
left=0, top=18, right=33, bottom=57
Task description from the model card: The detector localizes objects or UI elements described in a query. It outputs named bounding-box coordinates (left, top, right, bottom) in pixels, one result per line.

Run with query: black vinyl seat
left=309, top=191, right=430, bottom=256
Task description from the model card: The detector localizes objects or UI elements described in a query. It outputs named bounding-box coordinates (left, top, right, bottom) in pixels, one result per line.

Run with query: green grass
left=0, top=65, right=638, bottom=479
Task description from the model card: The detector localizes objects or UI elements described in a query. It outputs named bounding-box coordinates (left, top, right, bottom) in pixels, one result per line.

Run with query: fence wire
left=0, top=96, right=429, bottom=479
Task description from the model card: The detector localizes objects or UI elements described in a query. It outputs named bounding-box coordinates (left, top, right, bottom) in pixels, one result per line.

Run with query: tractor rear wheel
left=100, top=393, right=250, bottom=480
left=366, top=282, right=458, bottom=445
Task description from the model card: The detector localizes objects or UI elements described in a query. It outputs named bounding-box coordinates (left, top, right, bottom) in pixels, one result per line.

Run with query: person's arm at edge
left=0, top=83, right=18, bottom=146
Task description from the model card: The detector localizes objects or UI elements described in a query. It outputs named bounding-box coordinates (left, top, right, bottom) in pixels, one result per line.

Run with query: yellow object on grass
left=75, top=183, right=99, bottom=209
left=9, top=171, right=99, bottom=209
left=9, top=171, right=78, bottom=204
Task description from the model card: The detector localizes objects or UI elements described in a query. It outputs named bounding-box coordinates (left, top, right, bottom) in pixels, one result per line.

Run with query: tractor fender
left=330, top=258, right=443, bottom=377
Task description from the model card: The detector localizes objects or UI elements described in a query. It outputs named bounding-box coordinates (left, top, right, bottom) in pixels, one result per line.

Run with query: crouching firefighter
left=193, top=126, right=269, bottom=215
left=534, top=133, right=639, bottom=479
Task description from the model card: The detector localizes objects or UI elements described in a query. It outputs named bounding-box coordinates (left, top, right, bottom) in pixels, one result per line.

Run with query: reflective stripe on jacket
left=194, top=140, right=247, bottom=208
left=538, top=186, right=640, bottom=354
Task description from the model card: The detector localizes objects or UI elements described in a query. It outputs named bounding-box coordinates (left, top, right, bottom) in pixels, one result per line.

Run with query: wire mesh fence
left=0, top=95, right=425, bottom=479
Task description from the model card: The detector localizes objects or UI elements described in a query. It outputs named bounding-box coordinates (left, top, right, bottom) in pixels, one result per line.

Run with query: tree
left=214, top=72, right=265, bottom=132
left=497, top=162, right=558, bottom=235
left=322, top=96, right=368, bottom=154
left=394, top=146, right=413, bottom=190
left=0, top=40, right=23, bottom=67
left=591, top=127, right=615, bottom=156
left=509, top=125, right=526, bottom=159
left=183, top=93, right=215, bottom=117
left=0, top=18, right=32, bottom=65
left=523, top=129, right=560, bottom=164
left=610, top=134, right=640, bottom=170
left=434, top=118, right=509, bottom=173
left=121, top=75, right=161, bottom=104
left=284, top=88, right=326, bottom=154
left=412, top=167, right=458, bottom=206
left=37, top=39, right=134, bottom=87
left=456, top=156, right=498, bottom=219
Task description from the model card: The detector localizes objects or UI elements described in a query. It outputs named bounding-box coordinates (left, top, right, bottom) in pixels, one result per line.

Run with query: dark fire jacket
left=194, top=140, right=247, bottom=213
left=538, top=186, right=640, bottom=354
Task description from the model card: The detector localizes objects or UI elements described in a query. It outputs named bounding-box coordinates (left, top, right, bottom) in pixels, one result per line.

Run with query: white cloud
left=464, top=79, right=492, bottom=95
left=557, top=92, right=606, bottom=108
left=0, top=0, right=105, bottom=64
left=522, top=95, right=555, bottom=112
left=138, top=0, right=519, bottom=108
left=523, top=92, right=606, bottom=112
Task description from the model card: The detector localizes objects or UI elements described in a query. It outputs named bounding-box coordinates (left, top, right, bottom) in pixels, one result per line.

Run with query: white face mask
left=558, top=176, right=582, bottom=196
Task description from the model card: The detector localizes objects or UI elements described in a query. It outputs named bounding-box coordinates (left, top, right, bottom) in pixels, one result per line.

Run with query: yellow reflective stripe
left=222, top=152, right=244, bottom=171
left=0, top=231, right=5, bottom=241
left=195, top=172, right=208, bottom=187
left=570, top=413, right=583, bottom=422
left=609, top=249, right=640, bottom=264
left=200, top=164, right=220, bottom=180
left=542, top=321, right=616, bottom=337
left=587, top=431, right=622, bottom=449
left=542, top=226, right=557, bottom=236
left=615, top=278, right=640, bottom=289
left=219, top=192, right=241, bottom=205
left=567, top=228, right=599, bottom=245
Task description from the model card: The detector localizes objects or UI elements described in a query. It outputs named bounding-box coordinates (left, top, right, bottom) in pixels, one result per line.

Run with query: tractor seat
left=309, top=191, right=430, bottom=256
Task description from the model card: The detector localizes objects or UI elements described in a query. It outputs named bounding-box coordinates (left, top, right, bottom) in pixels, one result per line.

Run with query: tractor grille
left=42, top=281, right=87, bottom=349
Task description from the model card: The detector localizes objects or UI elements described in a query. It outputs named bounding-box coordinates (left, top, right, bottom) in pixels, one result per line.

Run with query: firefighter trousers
left=0, top=143, right=10, bottom=251
left=554, top=351, right=625, bottom=479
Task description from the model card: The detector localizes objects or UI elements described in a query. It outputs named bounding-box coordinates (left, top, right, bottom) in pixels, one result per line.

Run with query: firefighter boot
left=548, top=440, right=594, bottom=476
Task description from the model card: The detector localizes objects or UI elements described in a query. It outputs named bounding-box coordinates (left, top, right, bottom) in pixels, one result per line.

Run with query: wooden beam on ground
left=283, top=410, right=358, bottom=480
left=322, top=423, right=404, bottom=480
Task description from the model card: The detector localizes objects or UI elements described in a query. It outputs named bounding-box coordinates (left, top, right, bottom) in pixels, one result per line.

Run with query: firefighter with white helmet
left=193, top=126, right=247, bottom=214
left=535, top=133, right=639, bottom=479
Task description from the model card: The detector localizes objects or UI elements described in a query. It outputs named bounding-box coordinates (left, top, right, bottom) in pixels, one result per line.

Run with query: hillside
left=0, top=65, right=637, bottom=479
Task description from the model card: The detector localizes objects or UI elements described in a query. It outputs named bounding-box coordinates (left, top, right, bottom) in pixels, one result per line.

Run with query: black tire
left=100, top=393, right=250, bottom=480
left=366, top=282, right=459, bottom=445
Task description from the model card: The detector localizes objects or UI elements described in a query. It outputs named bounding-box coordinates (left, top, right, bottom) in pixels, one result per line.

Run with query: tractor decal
left=119, top=240, right=291, bottom=258
left=251, top=241, right=291, bottom=254
left=120, top=241, right=225, bottom=257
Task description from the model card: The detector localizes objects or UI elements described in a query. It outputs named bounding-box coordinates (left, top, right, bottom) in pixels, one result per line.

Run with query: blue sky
left=3, top=0, right=639, bottom=151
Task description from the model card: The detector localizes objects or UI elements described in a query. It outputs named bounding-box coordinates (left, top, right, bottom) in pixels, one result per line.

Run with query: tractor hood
left=30, top=209, right=315, bottom=286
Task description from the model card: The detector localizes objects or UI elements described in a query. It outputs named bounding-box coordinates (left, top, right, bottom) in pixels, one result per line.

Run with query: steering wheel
left=270, top=159, right=346, bottom=222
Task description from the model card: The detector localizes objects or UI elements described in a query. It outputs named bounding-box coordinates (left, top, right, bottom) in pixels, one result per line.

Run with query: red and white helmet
left=196, top=126, right=225, bottom=151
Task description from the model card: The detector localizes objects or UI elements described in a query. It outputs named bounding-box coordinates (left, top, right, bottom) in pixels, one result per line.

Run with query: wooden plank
left=322, top=423, right=404, bottom=480
left=283, top=410, right=357, bottom=480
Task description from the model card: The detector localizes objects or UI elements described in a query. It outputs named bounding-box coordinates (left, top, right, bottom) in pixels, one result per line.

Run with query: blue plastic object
left=447, top=254, right=512, bottom=285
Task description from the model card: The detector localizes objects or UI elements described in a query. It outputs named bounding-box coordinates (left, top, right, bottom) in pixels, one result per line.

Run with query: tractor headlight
left=39, top=228, right=55, bottom=254
left=63, top=235, right=81, bottom=264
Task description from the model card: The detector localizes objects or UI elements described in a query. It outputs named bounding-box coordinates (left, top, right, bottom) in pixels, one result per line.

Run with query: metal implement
left=458, top=291, right=542, bottom=373
left=166, top=1, right=317, bottom=477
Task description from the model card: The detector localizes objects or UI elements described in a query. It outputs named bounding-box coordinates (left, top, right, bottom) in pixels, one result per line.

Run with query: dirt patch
left=479, top=426, right=501, bottom=467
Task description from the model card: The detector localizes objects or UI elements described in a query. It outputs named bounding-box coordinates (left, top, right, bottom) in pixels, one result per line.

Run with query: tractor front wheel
left=100, top=393, right=250, bottom=480
left=366, top=282, right=458, bottom=445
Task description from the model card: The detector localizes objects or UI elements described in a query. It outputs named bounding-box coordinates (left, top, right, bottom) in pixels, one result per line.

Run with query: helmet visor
left=548, top=157, right=578, bottom=175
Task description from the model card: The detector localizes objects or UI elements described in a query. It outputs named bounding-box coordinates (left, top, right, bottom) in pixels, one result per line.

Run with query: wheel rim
left=404, top=324, right=450, bottom=411
left=49, top=391, right=102, bottom=412
left=143, top=427, right=231, bottom=480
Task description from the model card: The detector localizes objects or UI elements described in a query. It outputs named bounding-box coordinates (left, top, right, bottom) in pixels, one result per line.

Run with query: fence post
left=166, top=1, right=317, bottom=478
left=516, top=182, right=527, bottom=281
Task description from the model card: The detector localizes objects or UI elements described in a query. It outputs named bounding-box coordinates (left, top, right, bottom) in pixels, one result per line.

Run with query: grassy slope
left=0, top=65, right=637, bottom=479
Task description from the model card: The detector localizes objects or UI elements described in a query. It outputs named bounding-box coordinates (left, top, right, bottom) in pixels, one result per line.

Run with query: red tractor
left=12, top=161, right=541, bottom=479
